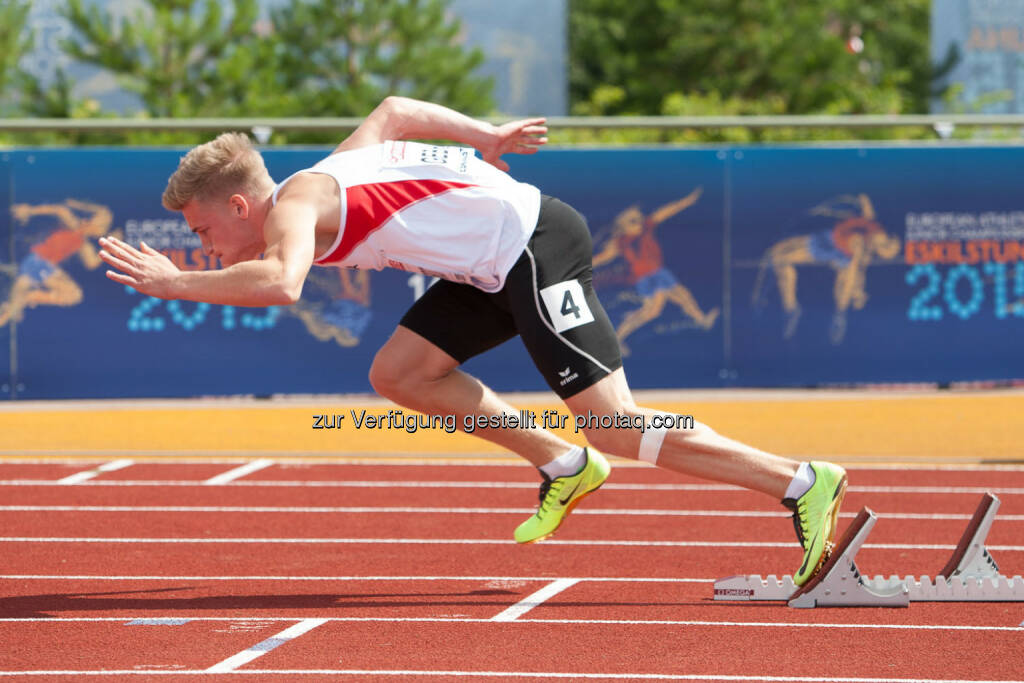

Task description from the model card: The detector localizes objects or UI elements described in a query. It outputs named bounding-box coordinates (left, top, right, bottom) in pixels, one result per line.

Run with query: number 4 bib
left=539, top=280, right=595, bottom=333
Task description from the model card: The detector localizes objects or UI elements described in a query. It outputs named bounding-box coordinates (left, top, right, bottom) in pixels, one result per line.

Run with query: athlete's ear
left=229, top=194, right=251, bottom=219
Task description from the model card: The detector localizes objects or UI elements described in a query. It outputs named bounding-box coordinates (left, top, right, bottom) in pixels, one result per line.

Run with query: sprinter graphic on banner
left=1, top=199, right=118, bottom=326
left=289, top=267, right=374, bottom=348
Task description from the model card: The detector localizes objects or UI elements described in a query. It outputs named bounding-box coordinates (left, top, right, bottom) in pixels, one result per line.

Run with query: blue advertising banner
left=730, top=146, right=1024, bottom=386
left=500, top=149, right=727, bottom=390
left=4, top=148, right=417, bottom=399
left=0, top=144, right=1022, bottom=399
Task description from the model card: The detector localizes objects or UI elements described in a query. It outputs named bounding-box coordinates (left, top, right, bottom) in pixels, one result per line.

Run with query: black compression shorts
left=399, top=195, right=623, bottom=399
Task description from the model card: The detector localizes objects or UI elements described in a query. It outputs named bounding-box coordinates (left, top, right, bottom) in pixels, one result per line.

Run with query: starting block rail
left=713, top=493, right=1024, bottom=607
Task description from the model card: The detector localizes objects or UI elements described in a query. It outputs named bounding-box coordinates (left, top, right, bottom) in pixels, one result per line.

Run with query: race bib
left=383, top=141, right=472, bottom=175
left=539, top=280, right=595, bottom=333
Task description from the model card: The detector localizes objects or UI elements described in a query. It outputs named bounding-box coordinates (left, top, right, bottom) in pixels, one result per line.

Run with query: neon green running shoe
left=783, top=461, right=848, bottom=586
left=514, top=447, right=610, bottom=544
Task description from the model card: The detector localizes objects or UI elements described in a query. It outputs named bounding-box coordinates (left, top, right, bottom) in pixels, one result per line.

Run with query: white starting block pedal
left=787, top=508, right=910, bottom=607
left=713, top=493, right=1024, bottom=607
left=715, top=507, right=909, bottom=607
left=862, top=493, right=1024, bottom=601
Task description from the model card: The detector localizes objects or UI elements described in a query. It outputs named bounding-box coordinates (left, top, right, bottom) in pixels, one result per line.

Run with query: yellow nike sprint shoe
left=514, top=447, right=610, bottom=544
left=783, top=461, right=848, bottom=586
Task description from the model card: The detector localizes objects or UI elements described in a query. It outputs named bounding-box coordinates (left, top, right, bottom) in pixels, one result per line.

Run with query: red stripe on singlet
left=317, top=179, right=476, bottom=263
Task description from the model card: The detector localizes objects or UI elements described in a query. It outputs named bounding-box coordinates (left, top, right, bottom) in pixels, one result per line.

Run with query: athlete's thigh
left=503, top=197, right=622, bottom=399
left=399, top=277, right=517, bottom=363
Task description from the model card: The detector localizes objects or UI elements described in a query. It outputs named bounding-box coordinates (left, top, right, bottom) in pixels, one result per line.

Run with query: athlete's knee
left=577, top=405, right=645, bottom=459
left=368, top=343, right=451, bottom=400
left=368, top=348, right=410, bottom=399
left=583, top=426, right=636, bottom=460
left=368, top=343, right=412, bottom=398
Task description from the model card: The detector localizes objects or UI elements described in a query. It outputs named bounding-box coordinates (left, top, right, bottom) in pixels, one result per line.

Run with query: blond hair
left=162, top=132, right=272, bottom=210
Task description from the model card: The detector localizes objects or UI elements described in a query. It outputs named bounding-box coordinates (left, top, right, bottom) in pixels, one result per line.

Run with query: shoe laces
left=782, top=497, right=809, bottom=548
left=536, top=473, right=562, bottom=514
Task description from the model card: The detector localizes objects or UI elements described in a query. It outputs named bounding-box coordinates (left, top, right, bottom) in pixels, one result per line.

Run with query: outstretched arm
left=648, top=187, right=703, bottom=227
left=64, top=198, right=111, bottom=216
left=592, top=238, right=621, bottom=267
left=334, top=96, right=547, bottom=171
left=11, top=203, right=77, bottom=227
left=78, top=242, right=103, bottom=269
left=99, top=200, right=315, bottom=307
left=857, top=193, right=875, bottom=220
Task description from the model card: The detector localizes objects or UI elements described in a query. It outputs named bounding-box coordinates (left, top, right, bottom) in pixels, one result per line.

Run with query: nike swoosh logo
left=559, top=480, right=583, bottom=505
left=799, top=530, right=821, bottom=575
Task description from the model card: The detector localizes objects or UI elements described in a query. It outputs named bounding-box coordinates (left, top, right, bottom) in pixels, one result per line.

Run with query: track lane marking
left=490, top=579, right=579, bottom=621
left=203, top=459, right=274, bottom=485
left=204, top=618, right=327, bottom=672
left=6, top=460, right=1020, bottom=679
left=0, top=616, right=1020, bottom=631
left=4, top=456, right=1024, bottom=472
left=55, top=460, right=133, bottom=485
left=0, top=574, right=709, bottom=582
left=0, top=505, right=1020, bottom=522
left=4, top=479, right=1024, bottom=495
left=0, top=672, right=1021, bottom=682
left=3, top=537, right=1023, bottom=551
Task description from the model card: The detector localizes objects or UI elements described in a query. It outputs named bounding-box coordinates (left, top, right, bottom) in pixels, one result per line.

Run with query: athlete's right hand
left=99, top=236, right=181, bottom=300
left=479, top=118, right=548, bottom=172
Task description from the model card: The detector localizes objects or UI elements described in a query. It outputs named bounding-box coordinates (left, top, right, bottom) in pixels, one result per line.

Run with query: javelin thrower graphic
left=592, top=187, right=719, bottom=356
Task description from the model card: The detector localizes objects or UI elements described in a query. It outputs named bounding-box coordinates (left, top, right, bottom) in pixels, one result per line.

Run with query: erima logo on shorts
left=558, top=366, right=579, bottom=387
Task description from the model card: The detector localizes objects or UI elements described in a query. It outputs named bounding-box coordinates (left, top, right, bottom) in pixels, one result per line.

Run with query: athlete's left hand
left=99, top=236, right=181, bottom=299
left=480, top=118, right=548, bottom=171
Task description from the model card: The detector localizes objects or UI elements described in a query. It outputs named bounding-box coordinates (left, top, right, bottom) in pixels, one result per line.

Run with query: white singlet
left=272, top=140, right=542, bottom=293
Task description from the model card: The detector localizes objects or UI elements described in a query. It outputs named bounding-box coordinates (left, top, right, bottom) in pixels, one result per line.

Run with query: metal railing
left=1, top=114, right=1023, bottom=132
left=1, top=114, right=1023, bottom=144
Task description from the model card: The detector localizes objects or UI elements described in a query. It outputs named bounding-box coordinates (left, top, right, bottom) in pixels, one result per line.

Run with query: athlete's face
left=182, top=195, right=265, bottom=267
left=873, top=233, right=901, bottom=260
left=615, top=207, right=644, bottom=236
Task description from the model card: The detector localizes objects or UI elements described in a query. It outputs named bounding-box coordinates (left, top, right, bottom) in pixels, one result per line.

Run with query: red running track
left=1, top=459, right=1023, bottom=682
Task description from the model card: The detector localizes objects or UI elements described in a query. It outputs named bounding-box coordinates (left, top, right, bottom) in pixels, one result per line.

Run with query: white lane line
left=0, top=504, right=745, bottom=514
left=0, top=574, right=710, bottom=582
left=5, top=536, right=1023, bottom=551
left=2, top=455, right=1022, bottom=471
left=491, top=579, right=579, bottom=622
left=203, top=459, right=274, bottom=486
left=204, top=617, right=327, bottom=673
left=143, top=672, right=1024, bottom=682
left=55, top=460, right=134, bottom=485
left=0, top=672, right=1020, bottom=682
left=0, top=616, right=1020, bottom=632
left=126, top=618, right=191, bottom=626
left=3, top=479, right=1024, bottom=495
left=0, top=505, right=1019, bottom=522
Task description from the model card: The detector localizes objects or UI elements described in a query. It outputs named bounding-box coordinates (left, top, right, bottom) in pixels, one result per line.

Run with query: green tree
left=265, top=0, right=493, bottom=118
left=570, top=0, right=944, bottom=117
left=61, top=0, right=260, bottom=118
left=53, top=0, right=492, bottom=143
left=0, top=0, right=33, bottom=113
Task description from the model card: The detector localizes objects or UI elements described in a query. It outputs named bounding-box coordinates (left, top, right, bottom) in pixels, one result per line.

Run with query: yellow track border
left=1, top=389, right=1021, bottom=466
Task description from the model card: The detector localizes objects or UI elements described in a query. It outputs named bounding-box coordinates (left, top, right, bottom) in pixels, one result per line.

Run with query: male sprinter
left=99, top=96, right=846, bottom=585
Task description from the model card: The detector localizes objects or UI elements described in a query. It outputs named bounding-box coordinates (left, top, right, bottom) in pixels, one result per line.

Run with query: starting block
left=713, top=493, right=1024, bottom=607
